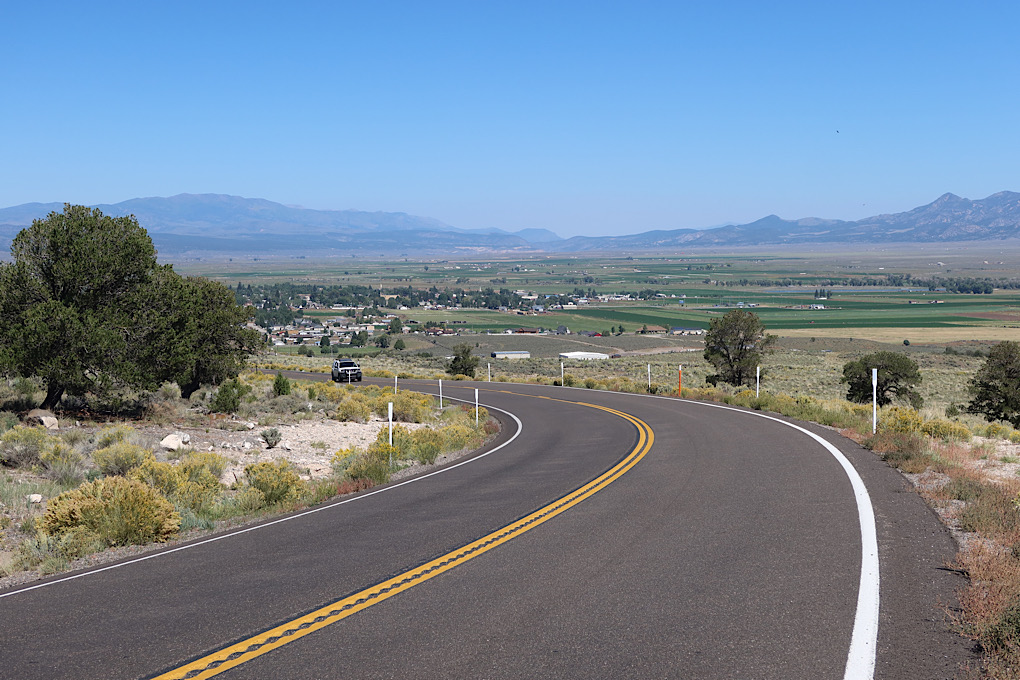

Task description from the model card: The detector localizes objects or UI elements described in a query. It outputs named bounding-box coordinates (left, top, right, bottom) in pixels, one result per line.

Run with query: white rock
left=160, top=431, right=191, bottom=450
left=27, top=494, right=43, bottom=504
left=242, top=441, right=252, bottom=450
left=283, top=442, right=292, bottom=451
left=26, top=409, right=58, bottom=430
left=246, top=422, right=256, bottom=430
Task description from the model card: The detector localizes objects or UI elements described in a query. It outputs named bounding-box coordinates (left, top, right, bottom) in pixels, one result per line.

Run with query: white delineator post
left=561, top=362, right=564, bottom=385
left=394, top=375, right=398, bottom=394
left=475, top=388, right=479, bottom=425
left=388, top=402, right=394, bottom=468
left=872, top=368, right=878, bottom=434
left=438, top=378, right=443, bottom=408
left=756, top=365, right=760, bottom=398
left=488, top=363, right=491, bottom=382
left=678, top=364, right=682, bottom=396
left=647, top=363, right=651, bottom=390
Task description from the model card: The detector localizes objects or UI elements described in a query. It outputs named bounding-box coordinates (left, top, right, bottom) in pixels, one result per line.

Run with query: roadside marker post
left=388, top=402, right=394, bottom=468
left=647, top=364, right=651, bottom=390
left=475, top=388, right=479, bottom=425
left=678, top=364, right=682, bottom=396
left=872, top=368, right=878, bottom=434
left=561, top=362, right=564, bottom=385
left=394, top=375, right=398, bottom=394
left=488, top=363, right=491, bottom=382
left=438, top=379, right=443, bottom=408
left=756, top=365, right=760, bottom=398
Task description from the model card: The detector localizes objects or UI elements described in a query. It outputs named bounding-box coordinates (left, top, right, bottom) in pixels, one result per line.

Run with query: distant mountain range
left=1, top=191, right=1018, bottom=258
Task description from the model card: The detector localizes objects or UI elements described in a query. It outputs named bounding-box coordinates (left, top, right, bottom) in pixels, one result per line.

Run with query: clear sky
left=2, top=1, right=1018, bottom=237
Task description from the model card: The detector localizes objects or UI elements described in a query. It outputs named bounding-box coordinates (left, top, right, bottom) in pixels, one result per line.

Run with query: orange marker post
left=678, top=364, right=682, bottom=396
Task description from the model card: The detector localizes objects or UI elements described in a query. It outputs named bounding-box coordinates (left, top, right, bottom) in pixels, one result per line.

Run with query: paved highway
left=1, top=377, right=975, bottom=678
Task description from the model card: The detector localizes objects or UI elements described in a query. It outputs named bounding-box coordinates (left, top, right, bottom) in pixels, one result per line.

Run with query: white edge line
left=678, top=398, right=879, bottom=680
left=568, top=385, right=879, bottom=680
left=0, top=392, right=522, bottom=600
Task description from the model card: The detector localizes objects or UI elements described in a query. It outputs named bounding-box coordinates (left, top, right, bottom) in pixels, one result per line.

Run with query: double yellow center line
left=153, top=400, right=653, bottom=680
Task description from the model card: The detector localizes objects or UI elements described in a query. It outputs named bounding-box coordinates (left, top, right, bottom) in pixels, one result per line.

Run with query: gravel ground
left=153, top=415, right=427, bottom=482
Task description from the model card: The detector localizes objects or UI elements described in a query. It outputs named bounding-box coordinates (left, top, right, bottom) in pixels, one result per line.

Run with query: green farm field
left=181, top=248, right=1020, bottom=343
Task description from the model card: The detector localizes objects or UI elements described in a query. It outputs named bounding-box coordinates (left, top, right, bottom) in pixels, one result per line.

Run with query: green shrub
left=880, top=407, right=924, bottom=434
left=210, top=379, right=251, bottom=414
left=130, top=457, right=185, bottom=495
left=93, top=442, right=151, bottom=476
left=171, top=480, right=219, bottom=514
left=391, top=391, right=433, bottom=423
left=345, top=447, right=392, bottom=485
left=9, top=525, right=105, bottom=572
left=336, top=398, right=371, bottom=423
left=331, top=447, right=359, bottom=478
left=155, top=382, right=182, bottom=402
left=129, top=456, right=221, bottom=513
left=921, top=419, right=972, bottom=442
left=179, top=452, right=227, bottom=486
left=439, top=424, right=476, bottom=451
left=0, top=411, right=19, bottom=434
left=41, top=442, right=86, bottom=485
left=982, top=422, right=1020, bottom=442
left=381, top=425, right=414, bottom=458
left=273, top=372, right=292, bottom=397
left=231, top=486, right=266, bottom=513
left=411, top=428, right=442, bottom=465
left=262, top=393, right=305, bottom=415
left=53, top=525, right=106, bottom=560
left=244, top=460, right=304, bottom=505
left=95, top=424, right=135, bottom=449
left=41, top=476, right=181, bottom=546
left=59, top=428, right=90, bottom=448
left=261, top=428, right=282, bottom=449
left=0, top=426, right=50, bottom=467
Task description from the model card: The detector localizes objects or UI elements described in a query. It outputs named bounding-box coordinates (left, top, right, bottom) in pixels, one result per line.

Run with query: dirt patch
left=141, top=416, right=425, bottom=482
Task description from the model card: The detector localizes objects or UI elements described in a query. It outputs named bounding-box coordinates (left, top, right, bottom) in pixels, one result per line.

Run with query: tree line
left=714, top=274, right=1013, bottom=292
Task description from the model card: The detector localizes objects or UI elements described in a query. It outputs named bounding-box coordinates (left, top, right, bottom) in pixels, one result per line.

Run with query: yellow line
left=152, top=401, right=653, bottom=680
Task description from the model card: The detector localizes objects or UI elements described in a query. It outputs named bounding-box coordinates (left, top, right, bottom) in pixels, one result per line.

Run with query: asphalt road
left=0, top=377, right=976, bottom=679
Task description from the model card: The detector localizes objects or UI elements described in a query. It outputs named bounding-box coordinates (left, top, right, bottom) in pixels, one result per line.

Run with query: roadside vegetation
left=0, top=373, right=496, bottom=581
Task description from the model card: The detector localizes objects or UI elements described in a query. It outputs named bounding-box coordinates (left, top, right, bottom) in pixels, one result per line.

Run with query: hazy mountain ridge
left=1, top=191, right=1018, bottom=257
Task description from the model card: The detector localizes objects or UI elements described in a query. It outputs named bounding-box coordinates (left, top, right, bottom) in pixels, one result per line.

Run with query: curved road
left=0, top=378, right=974, bottom=678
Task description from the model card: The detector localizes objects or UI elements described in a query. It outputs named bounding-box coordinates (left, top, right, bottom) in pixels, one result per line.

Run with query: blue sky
left=2, top=1, right=1017, bottom=237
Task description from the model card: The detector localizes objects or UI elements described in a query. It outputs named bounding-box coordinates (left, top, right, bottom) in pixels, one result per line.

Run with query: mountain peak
left=932, top=192, right=964, bottom=205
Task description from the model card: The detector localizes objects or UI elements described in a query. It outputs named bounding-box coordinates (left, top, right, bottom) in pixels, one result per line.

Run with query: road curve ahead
left=0, top=378, right=973, bottom=679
